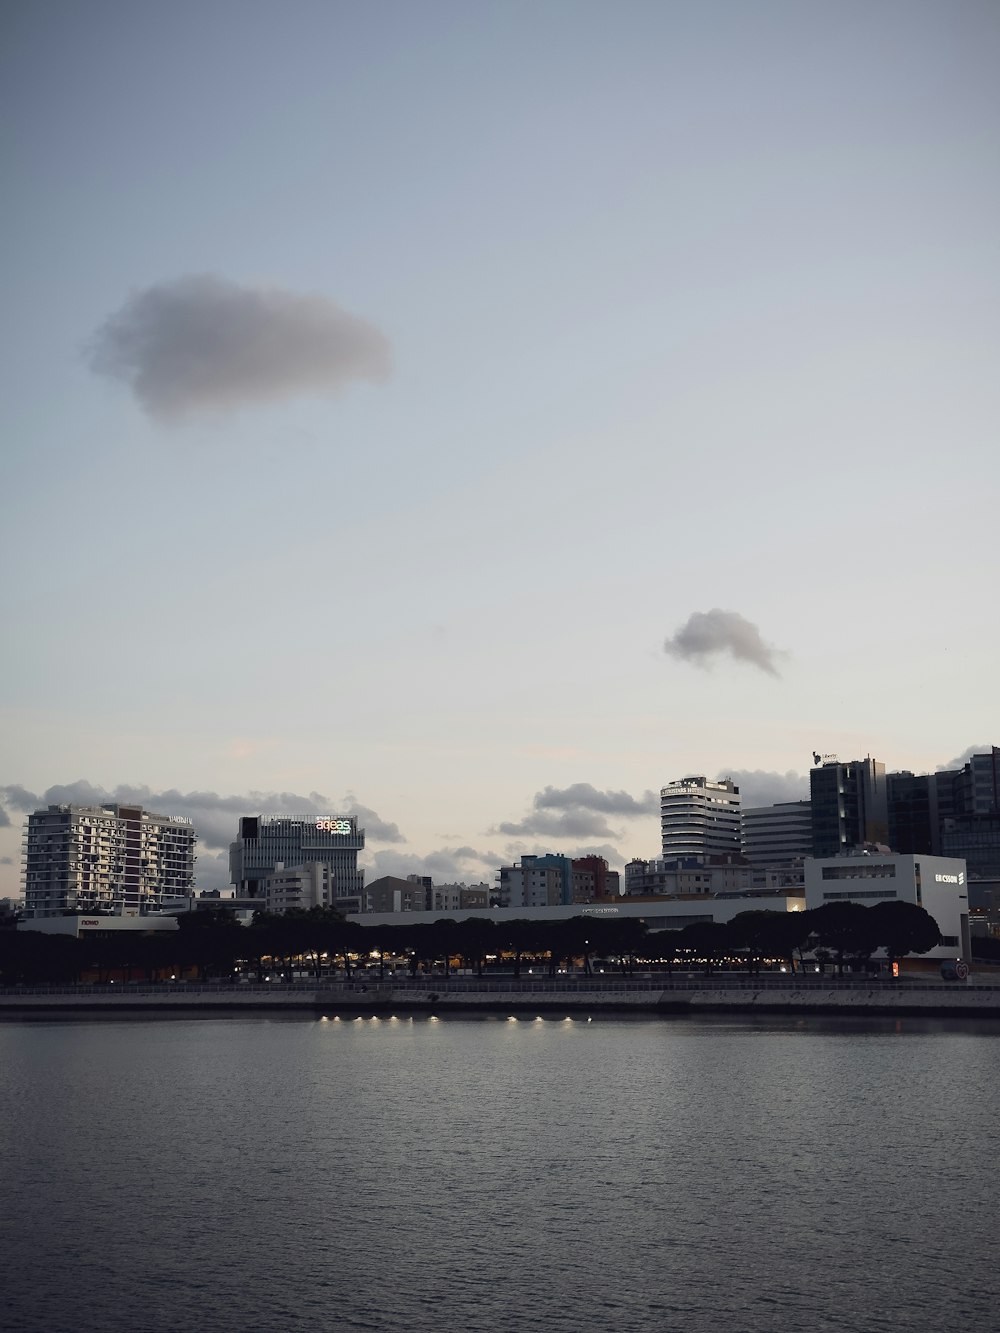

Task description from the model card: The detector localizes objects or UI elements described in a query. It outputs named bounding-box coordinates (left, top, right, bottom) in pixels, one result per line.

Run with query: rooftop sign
left=315, top=818, right=352, bottom=834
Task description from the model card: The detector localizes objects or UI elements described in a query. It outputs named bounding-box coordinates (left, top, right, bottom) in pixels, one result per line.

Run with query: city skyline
left=1, top=742, right=993, bottom=897
left=2, top=2, right=998, bottom=896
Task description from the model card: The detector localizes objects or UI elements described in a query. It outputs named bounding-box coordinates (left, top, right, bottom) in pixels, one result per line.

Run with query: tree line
left=0, top=899, right=946, bottom=985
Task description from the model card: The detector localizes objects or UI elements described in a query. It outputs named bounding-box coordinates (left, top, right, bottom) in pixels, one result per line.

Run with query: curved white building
left=660, top=777, right=741, bottom=861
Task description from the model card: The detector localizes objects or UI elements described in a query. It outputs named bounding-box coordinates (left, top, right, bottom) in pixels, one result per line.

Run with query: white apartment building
left=23, top=803, right=195, bottom=918
left=660, top=777, right=741, bottom=860
left=497, top=860, right=563, bottom=908
left=625, top=858, right=803, bottom=897
left=803, top=851, right=971, bottom=960
left=262, top=862, right=336, bottom=914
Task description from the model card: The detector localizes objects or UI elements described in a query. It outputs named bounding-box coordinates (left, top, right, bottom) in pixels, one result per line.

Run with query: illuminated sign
left=315, top=818, right=352, bottom=834
left=935, top=872, right=965, bottom=885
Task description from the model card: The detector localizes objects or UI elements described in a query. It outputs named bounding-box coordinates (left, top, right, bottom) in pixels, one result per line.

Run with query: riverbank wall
left=3, top=977, right=1000, bottom=1017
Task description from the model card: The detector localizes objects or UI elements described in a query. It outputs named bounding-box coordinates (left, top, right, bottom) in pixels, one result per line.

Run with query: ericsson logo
left=934, top=871, right=965, bottom=885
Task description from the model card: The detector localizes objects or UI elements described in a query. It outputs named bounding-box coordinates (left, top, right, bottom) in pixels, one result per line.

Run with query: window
left=822, top=889, right=897, bottom=901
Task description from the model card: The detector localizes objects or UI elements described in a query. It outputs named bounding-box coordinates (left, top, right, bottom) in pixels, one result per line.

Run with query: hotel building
left=660, top=777, right=741, bottom=860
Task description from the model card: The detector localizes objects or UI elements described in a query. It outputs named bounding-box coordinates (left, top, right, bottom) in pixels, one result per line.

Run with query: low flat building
left=18, top=913, right=178, bottom=937
left=348, top=894, right=806, bottom=934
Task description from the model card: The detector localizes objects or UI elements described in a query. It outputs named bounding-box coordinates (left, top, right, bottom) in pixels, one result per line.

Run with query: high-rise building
left=229, top=815, right=365, bottom=908
left=809, top=757, right=888, bottom=857
left=741, top=801, right=812, bottom=865
left=23, top=804, right=195, bottom=918
left=660, top=777, right=741, bottom=861
left=937, top=746, right=1000, bottom=879
left=886, top=772, right=940, bottom=855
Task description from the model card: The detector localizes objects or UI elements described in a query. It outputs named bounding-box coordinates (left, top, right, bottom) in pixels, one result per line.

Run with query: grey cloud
left=723, top=769, right=809, bottom=808
left=0, top=781, right=401, bottom=856
left=534, top=784, right=658, bottom=816
left=938, top=744, right=995, bottom=771
left=87, top=274, right=390, bottom=420
left=0, top=856, right=13, bottom=866
left=343, top=800, right=405, bottom=844
left=369, top=846, right=498, bottom=882
left=494, top=782, right=659, bottom=840
left=194, top=852, right=233, bottom=894
left=664, top=609, right=783, bottom=677
left=501, top=840, right=624, bottom=868
left=0, top=785, right=41, bottom=812
left=0, top=807, right=10, bottom=828
left=493, top=810, right=622, bottom=840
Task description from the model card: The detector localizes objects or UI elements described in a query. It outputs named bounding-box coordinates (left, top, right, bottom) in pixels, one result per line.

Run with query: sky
left=1, top=0, right=997, bottom=895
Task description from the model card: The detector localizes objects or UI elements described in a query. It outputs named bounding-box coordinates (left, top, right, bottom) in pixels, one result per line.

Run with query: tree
left=868, top=901, right=940, bottom=968
left=496, top=919, right=538, bottom=978
left=728, top=911, right=773, bottom=974
left=170, top=906, right=245, bottom=981
left=601, top=918, right=648, bottom=975
left=557, top=917, right=595, bottom=976
left=428, top=918, right=464, bottom=977
left=755, top=910, right=815, bottom=976
left=808, top=902, right=879, bottom=974
left=677, top=921, right=732, bottom=974
left=454, top=917, right=495, bottom=977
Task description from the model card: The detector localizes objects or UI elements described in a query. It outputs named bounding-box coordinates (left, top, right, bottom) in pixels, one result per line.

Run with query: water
left=1, top=1013, right=996, bottom=1333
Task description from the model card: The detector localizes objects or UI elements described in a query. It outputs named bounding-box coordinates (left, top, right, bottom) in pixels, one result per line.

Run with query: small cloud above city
left=664, top=609, right=785, bottom=677
left=87, top=274, right=391, bottom=420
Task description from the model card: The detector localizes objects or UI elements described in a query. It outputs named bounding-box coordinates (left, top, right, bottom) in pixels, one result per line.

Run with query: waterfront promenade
left=3, top=973, right=1000, bottom=1016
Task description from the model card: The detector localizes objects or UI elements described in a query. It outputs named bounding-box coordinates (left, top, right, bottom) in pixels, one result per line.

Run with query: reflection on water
left=0, top=1014, right=995, bottom=1333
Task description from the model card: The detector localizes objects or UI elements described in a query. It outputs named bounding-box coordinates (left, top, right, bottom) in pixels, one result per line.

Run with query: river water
left=0, top=1012, right=996, bottom=1332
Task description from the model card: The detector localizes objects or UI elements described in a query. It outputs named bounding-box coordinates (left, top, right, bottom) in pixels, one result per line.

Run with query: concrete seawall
left=3, top=978, right=1000, bottom=1017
